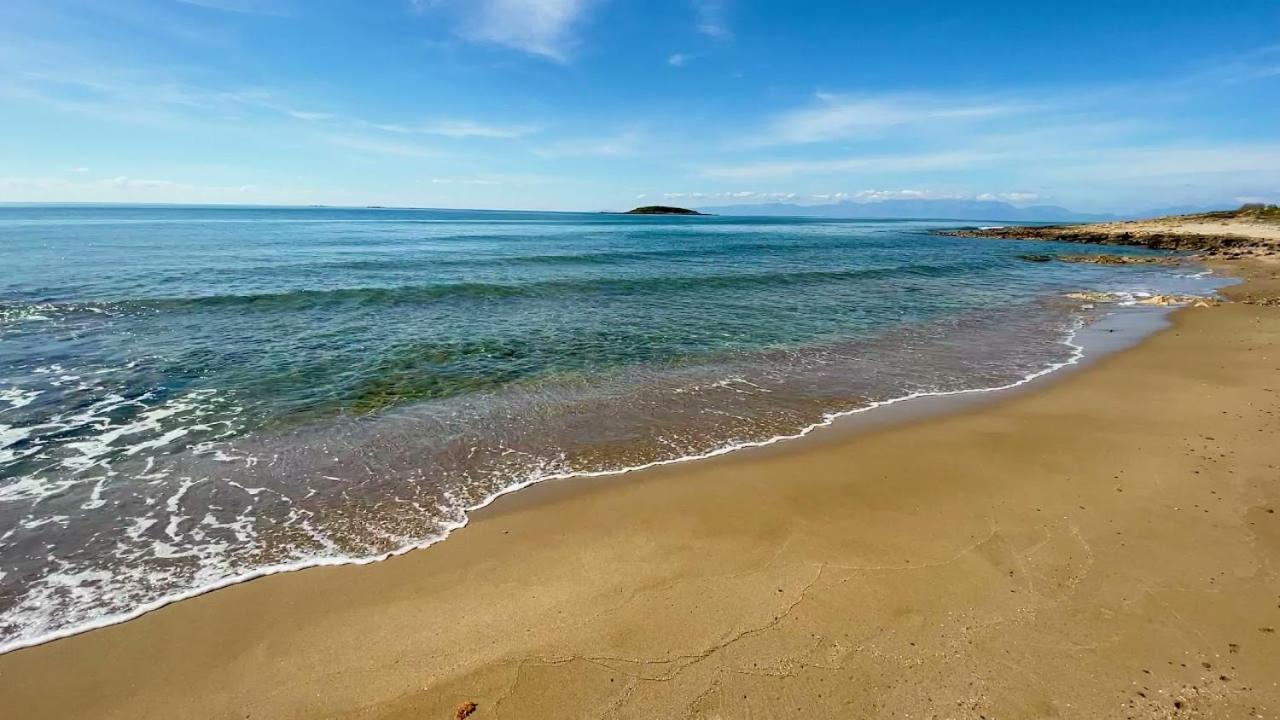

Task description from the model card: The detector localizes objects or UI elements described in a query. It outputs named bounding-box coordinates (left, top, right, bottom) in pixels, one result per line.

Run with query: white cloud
left=975, top=191, right=1041, bottom=202
left=0, top=175, right=263, bottom=203
left=661, top=191, right=798, bottom=201
left=0, top=48, right=536, bottom=165
left=1190, top=44, right=1280, bottom=84
left=0, top=56, right=210, bottom=127
left=667, top=53, right=691, bottom=68
left=1050, top=143, right=1280, bottom=180
left=105, top=176, right=180, bottom=189
left=693, top=0, right=731, bottom=40
left=665, top=189, right=1046, bottom=206
left=177, top=0, right=291, bottom=15
left=374, top=119, right=537, bottom=138
left=0, top=59, right=349, bottom=131
left=285, top=110, right=334, bottom=121
left=419, top=0, right=598, bottom=62
left=431, top=177, right=501, bottom=185
left=225, top=91, right=535, bottom=139
left=761, top=92, right=1027, bottom=145
left=702, top=150, right=1005, bottom=179
left=426, top=171, right=561, bottom=188
left=847, top=189, right=962, bottom=201
left=534, top=129, right=641, bottom=157
left=222, top=91, right=336, bottom=122
left=322, top=134, right=439, bottom=158
left=712, top=85, right=1280, bottom=186
left=705, top=138, right=1280, bottom=185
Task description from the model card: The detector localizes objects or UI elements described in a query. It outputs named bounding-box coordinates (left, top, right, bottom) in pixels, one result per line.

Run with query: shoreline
left=457, top=303, right=1175, bottom=522
left=0, top=259, right=1276, bottom=717
left=0, top=289, right=1176, bottom=658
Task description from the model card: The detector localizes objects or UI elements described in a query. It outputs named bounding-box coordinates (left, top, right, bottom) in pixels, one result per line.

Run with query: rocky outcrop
left=939, top=206, right=1280, bottom=259
left=1016, top=252, right=1188, bottom=266
left=1057, top=254, right=1185, bottom=266
left=943, top=226, right=1267, bottom=256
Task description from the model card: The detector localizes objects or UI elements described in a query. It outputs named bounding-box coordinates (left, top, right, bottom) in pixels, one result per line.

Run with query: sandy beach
left=4, top=0, right=1278, bottom=715
left=0, top=258, right=1278, bottom=719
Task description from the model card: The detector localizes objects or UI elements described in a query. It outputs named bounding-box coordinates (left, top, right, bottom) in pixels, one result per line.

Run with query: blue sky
left=1, top=0, right=1278, bottom=212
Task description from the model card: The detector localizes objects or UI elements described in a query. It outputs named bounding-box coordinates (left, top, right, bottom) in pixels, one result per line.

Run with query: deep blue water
left=0, top=205, right=1219, bottom=651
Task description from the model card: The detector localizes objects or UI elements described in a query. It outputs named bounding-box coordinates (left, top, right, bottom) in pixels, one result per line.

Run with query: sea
left=0, top=204, right=1227, bottom=652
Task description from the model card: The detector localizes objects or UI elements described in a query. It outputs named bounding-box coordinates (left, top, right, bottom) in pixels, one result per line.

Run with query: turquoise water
left=0, top=205, right=1220, bottom=651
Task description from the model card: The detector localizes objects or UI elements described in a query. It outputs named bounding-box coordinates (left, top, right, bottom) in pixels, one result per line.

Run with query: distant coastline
left=694, top=198, right=1229, bottom=222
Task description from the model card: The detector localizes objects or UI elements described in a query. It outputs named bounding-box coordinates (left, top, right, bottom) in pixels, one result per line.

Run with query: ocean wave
left=285, top=237, right=925, bottom=272
left=0, top=272, right=1229, bottom=654
left=0, top=302, right=118, bottom=326
left=0, top=306, right=1095, bottom=656
left=0, top=261, right=984, bottom=317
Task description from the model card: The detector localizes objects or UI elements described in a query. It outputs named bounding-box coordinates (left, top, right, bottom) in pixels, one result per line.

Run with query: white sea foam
left=0, top=310, right=1100, bottom=657
left=0, top=387, right=42, bottom=412
left=3, top=386, right=239, bottom=482
left=673, top=376, right=771, bottom=394
left=0, top=424, right=35, bottom=463
left=0, top=302, right=115, bottom=327
left=0, top=475, right=83, bottom=503
left=80, top=476, right=111, bottom=510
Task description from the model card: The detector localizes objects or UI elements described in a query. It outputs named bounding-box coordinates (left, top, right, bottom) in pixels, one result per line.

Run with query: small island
left=623, top=205, right=706, bottom=215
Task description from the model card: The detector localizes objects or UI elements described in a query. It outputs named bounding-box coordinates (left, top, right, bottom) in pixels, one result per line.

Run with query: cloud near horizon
left=653, top=189, right=1046, bottom=206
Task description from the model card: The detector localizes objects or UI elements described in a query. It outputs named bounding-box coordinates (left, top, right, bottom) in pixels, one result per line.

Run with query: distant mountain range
left=695, top=199, right=1224, bottom=223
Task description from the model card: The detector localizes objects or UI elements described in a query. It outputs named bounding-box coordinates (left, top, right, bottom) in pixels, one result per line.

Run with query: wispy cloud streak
left=759, top=92, right=1030, bottom=145
left=415, top=0, right=598, bottom=62
left=372, top=119, right=538, bottom=138
left=693, top=0, right=731, bottom=40
left=176, top=0, right=292, bottom=16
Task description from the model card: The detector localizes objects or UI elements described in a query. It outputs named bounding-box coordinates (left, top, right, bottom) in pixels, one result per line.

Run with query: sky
left=1, top=0, right=1278, bottom=213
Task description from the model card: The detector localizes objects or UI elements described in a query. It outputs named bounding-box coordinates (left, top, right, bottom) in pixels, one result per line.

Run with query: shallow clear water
left=0, top=205, right=1223, bottom=651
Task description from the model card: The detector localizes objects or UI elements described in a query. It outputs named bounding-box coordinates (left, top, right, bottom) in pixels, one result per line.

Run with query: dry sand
left=1, top=263, right=1278, bottom=719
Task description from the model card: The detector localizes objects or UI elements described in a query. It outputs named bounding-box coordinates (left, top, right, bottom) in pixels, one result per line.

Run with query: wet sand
left=1, top=262, right=1278, bottom=719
